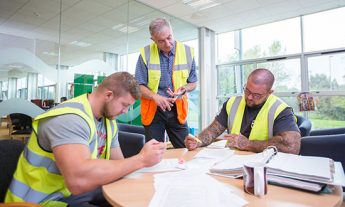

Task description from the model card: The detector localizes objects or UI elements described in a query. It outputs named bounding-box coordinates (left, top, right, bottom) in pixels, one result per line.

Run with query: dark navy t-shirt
left=215, top=98, right=300, bottom=138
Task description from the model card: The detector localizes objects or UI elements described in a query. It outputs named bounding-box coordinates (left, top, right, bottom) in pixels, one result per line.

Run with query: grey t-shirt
left=215, top=98, right=300, bottom=138
left=38, top=114, right=119, bottom=157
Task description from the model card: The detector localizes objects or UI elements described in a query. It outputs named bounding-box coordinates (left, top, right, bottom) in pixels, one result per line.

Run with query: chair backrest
left=117, top=123, right=145, bottom=136
left=310, top=127, right=345, bottom=136
left=118, top=131, right=145, bottom=158
left=0, top=140, right=25, bottom=202
left=300, top=134, right=345, bottom=191
left=295, top=115, right=312, bottom=137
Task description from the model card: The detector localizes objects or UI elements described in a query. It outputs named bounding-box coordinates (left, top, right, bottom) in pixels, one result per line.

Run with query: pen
left=178, top=148, right=189, bottom=164
left=189, top=134, right=202, bottom=143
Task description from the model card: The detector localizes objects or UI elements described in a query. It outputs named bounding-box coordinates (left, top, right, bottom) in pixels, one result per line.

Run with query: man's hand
left=152, top=93, right=175, bottom=111
left=224, top=133, right=250, bottom=151
left=139, top=139, right=166, bottom=167
left=184, top=135, right=202, bottom=151
left=167, top=87, right=186, bottom=103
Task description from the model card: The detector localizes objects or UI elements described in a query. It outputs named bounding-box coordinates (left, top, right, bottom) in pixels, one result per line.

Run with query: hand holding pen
left=184, top=133, right=202, bottom=151
left=167, top=87, right=187, bottom=102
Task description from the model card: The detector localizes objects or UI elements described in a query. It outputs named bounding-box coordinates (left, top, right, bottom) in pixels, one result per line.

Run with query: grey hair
left=149, top=17, right=172, bottom=36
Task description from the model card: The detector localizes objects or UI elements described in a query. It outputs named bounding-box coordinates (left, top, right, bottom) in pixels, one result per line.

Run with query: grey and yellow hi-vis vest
left=5, top=94, right=117, bottom=206
left=226, top=95, right=289, bottom=140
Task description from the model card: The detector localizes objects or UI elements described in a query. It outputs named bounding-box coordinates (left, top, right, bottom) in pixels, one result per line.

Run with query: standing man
left=185, top=68, right=301, bottom=154
left=135, top=18, right=198, bottom=148
left=6, top=72, right=166, bottom=206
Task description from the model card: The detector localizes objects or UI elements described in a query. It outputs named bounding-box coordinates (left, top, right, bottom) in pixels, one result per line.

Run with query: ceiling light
left=70, top=41, right=91, bottom=47
left=43, top=51, right=58, bottom=56
left=182, top=0, right=221, bottom=11
left=119, top=26, right=140, bottom=34
left=112, top=24, right=125, bottom=30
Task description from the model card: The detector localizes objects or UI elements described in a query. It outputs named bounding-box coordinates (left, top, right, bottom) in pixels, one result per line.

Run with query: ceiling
left=0, top=0, right=344, bottom=79
left=138, top=0, right=345, bottom=34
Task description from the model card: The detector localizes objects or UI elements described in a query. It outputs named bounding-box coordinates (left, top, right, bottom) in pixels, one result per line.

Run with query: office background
left=0, top=0, right=345, bottom=132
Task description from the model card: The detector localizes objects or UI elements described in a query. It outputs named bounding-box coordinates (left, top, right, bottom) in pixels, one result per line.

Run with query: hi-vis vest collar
left=226, top=95, right=288, bottom=140
left=5, top=94, right=117, bottom=206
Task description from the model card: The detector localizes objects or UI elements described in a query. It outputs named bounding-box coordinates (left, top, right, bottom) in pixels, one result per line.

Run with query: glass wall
left=0, top=0, right=199, bottom=128
left=216, top=7, right=345, bottom=129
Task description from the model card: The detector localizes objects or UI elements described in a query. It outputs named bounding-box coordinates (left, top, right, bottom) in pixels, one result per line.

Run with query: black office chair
left=8, top=113, right=33, bottom=142
left=300, top=134, right=345, bottom=192
left=310, top=127, right=345, bottom=136
left=0, top=139, right=25, bottom=202
left=117, top=123, right=145, bottom=136
left=295, top=115, right=312, bottom=137
left=118, top=131, right=145, bottom=158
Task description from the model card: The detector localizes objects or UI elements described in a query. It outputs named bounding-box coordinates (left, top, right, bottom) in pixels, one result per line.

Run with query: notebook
left=209, top=146, right=336, bottom=192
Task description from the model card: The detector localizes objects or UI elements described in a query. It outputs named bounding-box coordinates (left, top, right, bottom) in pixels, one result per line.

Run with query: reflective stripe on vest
left=226, top=95, right=288, bottom=140
left=5, top=94, right=117, bottom=206
left=139, top=41, right=194, bottom=125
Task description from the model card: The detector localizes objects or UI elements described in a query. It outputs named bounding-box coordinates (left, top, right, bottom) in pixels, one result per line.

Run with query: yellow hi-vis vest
left=139, top=41, right=194, bottom=125
left=5, top=94, right=117, bottom=206
left=225, top=95, right=289, bottom=140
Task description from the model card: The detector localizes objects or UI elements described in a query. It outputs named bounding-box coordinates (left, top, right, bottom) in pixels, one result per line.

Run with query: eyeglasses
left=243, top=85, right=267, bottom=99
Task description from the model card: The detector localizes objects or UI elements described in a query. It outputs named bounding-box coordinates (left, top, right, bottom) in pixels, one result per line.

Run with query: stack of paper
left=149, top=170, right=247, bottom=207
left=209, top=151, right=338, bottom=192
left=207, top=140, right=228, bottom=149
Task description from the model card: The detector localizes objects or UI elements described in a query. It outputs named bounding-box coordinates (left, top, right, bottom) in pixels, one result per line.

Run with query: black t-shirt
left=215, top=98, right=300, bottom=138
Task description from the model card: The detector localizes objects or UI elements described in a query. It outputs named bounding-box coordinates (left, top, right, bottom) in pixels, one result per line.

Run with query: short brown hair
left=100, top=72, right=141, bottom=100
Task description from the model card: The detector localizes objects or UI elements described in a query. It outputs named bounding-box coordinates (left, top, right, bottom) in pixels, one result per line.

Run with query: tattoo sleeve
left=198, top=119, right=226, bottom=146
left=248, top=131, right=301, bottom=154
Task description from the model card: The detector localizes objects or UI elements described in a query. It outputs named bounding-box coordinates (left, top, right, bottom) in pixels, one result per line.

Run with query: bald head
left=247, top=68, right=275, bottom=91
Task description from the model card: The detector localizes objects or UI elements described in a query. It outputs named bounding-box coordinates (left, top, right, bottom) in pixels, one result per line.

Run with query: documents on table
left=208, top=148, right=345, bottom=192
left=206, top=140, right=228, bottom=149
left=180, top=148, right=234, bottom=171
left=148, top=170, right=247, bottom=207
left=135, top=159, right=182, bottom=173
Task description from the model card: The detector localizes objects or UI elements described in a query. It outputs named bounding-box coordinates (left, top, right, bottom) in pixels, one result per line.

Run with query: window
left=216, top=31, right=238, bottom=64
left=308, top=53, right=345, bottom=92
left=304, top=7, right=345, bottom=52
left=215, top=7, right=345, bottom=129
left=242, top=18, right=301, bottom=59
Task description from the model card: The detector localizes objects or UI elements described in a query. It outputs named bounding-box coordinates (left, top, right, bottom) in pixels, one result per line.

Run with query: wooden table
left=102, top=148, right=343, bottom=207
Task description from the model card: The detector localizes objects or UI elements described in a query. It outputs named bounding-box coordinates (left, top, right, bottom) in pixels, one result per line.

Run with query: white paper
left=149, top=170, right=247, bottom=207
left=207, top=140, right=228, bottom=149
left=135, top=159, right=181, bottom=173
left=194, top=148, right=234, bottom=160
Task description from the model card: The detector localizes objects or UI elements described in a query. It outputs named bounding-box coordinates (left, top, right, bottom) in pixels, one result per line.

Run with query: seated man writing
left=6, top=72, right=166, bottom=206
left=185, top=68, right=301, bottom=154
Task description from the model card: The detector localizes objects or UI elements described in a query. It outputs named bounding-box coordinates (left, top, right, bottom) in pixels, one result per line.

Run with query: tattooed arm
left=185, top=119, right=227, bottom=150
left=227, top=131, right=301, bottom=154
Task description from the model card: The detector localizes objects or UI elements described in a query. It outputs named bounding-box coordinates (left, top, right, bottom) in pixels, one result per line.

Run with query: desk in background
left=102, top=149, right=343, bottom=207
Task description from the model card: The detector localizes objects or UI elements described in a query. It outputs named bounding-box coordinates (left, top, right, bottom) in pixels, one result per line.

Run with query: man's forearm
left=198, top=119, right=226, bottom=146
left=139, top=85, right=156, bottom=100
left=185, top=82, right=197, bottom=92
left=246, top=131, right=301, bottom=154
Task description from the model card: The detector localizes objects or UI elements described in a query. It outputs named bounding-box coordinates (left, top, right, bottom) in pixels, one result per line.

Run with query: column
left=56, top=64, right=69, bottom=102
left=8, top=77, right=17, bottom=99
left=27, top=72, right=38, bottom=100
left=103, top=52, right=118, bottom=71
left=198, top=27, right=216, bottom=129
left=0, top=81, right=2, bottom=100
